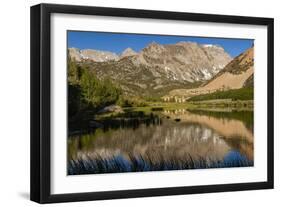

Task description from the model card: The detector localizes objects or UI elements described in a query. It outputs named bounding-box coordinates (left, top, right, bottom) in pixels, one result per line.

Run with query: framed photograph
left=30, top=3, right=274, bottom=203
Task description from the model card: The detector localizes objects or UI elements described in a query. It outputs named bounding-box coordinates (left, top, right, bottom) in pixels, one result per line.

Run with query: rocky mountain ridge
left=68, top=48, right=119, bottom=62
left=68, top=41, right=233, bottom=96
left=168, top=47, right=254, bottom=98
left=120, top=48, right=137, bottom=58
left=69, top=41, right=232, bottom=81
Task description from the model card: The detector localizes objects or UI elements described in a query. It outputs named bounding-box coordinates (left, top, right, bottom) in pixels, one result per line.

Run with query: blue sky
left=68, top=31, right=253, bottom=58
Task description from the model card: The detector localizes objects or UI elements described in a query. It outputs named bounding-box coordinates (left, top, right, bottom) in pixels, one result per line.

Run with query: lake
left=68, top=108, right=254, bottom=175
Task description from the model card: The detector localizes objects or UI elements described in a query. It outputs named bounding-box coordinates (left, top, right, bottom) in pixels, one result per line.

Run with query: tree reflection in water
left=68, top=109, right=254, bottom=175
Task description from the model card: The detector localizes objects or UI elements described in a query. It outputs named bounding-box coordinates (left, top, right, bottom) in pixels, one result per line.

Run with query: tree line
left=68, top=57, right=122, bottom=117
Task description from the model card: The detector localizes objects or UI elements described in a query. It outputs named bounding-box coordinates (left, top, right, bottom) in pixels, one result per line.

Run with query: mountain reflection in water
left=68, top=109, right=253, bottom=175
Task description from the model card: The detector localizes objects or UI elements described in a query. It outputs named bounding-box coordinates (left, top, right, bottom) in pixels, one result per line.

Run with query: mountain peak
left=68, top=40, right=232, bottom=85
left=121, top=47, right=137, bottom=58
left=203, top=44, right=215, bottom=48
left=149, top=41, right=159, bottom=46
left=142, top=42, right=165, bottom=54
left=202, top=44, right=225, bottom=51
left=176, top=41, right=197, bottom=46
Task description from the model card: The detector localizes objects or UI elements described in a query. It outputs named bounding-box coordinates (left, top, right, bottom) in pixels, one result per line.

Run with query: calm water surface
left=68, top=109, right=253, bottom=174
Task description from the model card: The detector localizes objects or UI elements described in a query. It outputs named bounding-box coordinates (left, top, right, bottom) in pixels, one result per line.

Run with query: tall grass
left=68, top=153, right=253, bottom=175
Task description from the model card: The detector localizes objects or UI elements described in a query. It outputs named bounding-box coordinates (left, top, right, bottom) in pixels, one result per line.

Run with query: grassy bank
left=187, top=99, right=253, bottom=109
left=188, top=87, right=254, bottom=102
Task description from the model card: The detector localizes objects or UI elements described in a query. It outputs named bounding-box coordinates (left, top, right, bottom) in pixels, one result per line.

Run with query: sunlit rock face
left=169, top=47, right=254, bottom=98
left=68, top=42, right=232, bottom=97
left=132, top=42, right=232, bottom=82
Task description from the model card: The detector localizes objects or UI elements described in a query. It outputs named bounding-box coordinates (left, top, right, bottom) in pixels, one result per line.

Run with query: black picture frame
left=30, top=3, right=274, bottom=204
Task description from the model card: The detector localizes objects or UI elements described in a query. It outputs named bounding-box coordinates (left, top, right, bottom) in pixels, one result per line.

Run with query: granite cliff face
left=168, top=47, right=254, bottom=98
left=130, top=42, right=232, bottom=82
